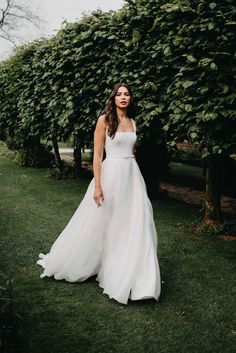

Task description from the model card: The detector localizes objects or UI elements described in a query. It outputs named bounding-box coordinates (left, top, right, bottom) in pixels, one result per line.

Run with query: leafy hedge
left=1, top=0, right=235, bottom=157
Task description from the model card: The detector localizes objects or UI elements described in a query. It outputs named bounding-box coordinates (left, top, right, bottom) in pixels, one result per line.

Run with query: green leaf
left=186, top=55, right=197, bottom=63
left=208, top=23, right=215, bottom=30
left=190, top=132, right=197, bottom=139
left=185, top=104, right=193, bottom=112
left=163, top=46, right=172, bottom=56
left=182, top=81, right=194, bottom=88
left=63, top=49, right=71, bottom=55
left=161, top=4, right=180, bottom=13
left=210, top=62, right=217, bottom=70
left=202, top=148, right=210, bottom=158
left=218, top=83, right=229, bottom=93
left=66, top=101, right=74, bottom=109
left=209, top=3, right=216, bottom=9
left=169, top=140, right=176, bottom=147
left=132, top=30, right=141, bottom=43
left=146, top=102, right=156, bottom=109
left=163, top=124, right=169, bottom=131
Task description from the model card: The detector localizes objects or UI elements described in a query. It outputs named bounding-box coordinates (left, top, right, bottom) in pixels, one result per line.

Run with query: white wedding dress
left=37, top=119, right=161, bottom=304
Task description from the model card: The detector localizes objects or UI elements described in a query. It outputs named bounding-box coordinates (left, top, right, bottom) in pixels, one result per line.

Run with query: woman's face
left=114, top=86, right=131, bottom=109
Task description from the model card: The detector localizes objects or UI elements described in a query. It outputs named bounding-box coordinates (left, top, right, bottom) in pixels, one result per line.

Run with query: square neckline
left=116, top=119, right=136, bottom=133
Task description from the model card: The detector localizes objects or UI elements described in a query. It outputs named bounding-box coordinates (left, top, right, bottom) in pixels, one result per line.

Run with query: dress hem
left=36, top=260, right=160, bottom=305
left=96, top=277, right=160, bottom=305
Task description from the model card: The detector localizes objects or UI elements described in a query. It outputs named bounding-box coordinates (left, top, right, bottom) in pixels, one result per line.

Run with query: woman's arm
left=93, top=115, right=106, bottom=206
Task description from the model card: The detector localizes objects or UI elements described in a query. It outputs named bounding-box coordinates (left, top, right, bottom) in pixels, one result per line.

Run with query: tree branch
left=0, top=0, right=44, bottom=47
left=0, top=0, right=11, bottom=28
left=0, top=31, right=17, bottom=47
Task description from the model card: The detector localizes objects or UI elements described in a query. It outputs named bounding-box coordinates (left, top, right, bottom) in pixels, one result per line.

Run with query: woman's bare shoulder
left=97, top=114, right=106, bottom=126
left=131, top=118, right=136, bottom=127
left=95, top=114, right=107, bottom=133
left=97, top=115, right=107, bottom=129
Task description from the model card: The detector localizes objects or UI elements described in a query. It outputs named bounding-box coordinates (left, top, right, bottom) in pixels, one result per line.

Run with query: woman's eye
left=116, top=92, right=129, bottom=96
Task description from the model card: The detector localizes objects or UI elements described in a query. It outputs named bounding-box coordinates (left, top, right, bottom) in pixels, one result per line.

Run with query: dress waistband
left=106, top=155, right=135, bottom=159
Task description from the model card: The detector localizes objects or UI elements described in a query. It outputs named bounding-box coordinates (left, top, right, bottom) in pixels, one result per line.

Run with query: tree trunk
left=202, top=159, right=207, bottom=177
left=73, top=134, right=83, bottom=178
left=204, top=155, right=221, bottom=225
left=52, top=135, right=63, bottom=170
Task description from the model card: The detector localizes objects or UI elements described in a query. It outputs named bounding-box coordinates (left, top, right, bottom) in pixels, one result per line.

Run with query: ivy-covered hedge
left=1, top=0, right=235, bottom=156
left=0, top=0, right=235, bottom=219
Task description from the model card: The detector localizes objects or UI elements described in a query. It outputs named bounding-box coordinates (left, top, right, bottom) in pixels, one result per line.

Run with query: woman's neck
left=116, top=107, right=128, bottom=121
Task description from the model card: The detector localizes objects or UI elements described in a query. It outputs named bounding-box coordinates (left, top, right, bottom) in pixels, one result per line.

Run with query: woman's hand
left=93, top=186, right=104, bottom=207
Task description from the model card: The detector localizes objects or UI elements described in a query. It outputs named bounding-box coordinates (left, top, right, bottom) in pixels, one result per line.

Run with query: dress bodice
left=104, top=119, right=137, bottom=159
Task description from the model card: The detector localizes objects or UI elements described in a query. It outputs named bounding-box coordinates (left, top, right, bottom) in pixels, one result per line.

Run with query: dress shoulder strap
left=131, top=119, right=136, bottom=133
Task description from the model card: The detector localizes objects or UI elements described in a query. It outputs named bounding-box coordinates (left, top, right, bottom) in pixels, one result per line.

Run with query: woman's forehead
left=117, top=86, right=129, bottom=93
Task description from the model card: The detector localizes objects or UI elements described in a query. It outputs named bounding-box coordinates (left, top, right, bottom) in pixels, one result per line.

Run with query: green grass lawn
left=0, top=143, right=235, bottom=353
left=163, top=162, right=235, bottom=198
left=162, top=162, right=205, bottom=190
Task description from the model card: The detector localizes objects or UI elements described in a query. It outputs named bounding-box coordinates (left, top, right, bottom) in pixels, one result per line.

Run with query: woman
left=37, top=83, right=161, bottom=305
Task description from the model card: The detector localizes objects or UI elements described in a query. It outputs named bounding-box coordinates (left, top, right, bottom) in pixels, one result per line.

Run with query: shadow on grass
left=17, top=277, right=95, bottom=353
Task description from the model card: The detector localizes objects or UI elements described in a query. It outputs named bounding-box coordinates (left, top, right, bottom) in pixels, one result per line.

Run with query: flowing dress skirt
left=37, top=156, right=161, bottom=304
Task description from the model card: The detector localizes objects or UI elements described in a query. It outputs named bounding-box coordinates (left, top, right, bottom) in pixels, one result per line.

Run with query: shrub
left=168, top=145, right=202, bottom=167
left=13, top=144, right=53, bottom=168
left=187, top=217, right=236, bottom=237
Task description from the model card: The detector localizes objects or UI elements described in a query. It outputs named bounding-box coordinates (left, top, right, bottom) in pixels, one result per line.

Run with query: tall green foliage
left=158, top=0, right=236, bottom=158
left=0, top=0, right=235, bottom=221
left=0, top=41, right=43, bottom=147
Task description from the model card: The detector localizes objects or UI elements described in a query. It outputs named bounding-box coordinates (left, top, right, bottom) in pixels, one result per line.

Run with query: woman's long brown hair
left=104, top=83, right=134, bottom=139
